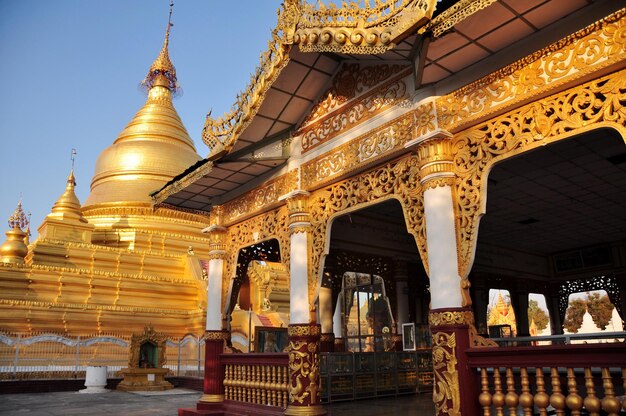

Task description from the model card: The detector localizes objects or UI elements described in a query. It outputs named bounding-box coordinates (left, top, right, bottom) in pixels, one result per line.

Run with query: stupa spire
left=1, top=200, right=29, bottom=264
left=141, top=1, right=179, bottom=93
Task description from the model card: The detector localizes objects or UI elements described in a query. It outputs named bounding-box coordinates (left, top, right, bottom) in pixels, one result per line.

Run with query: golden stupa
left=0, top=18, right=210, bottom=338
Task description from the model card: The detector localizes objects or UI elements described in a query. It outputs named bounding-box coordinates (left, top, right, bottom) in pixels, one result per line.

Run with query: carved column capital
left=203, top=223, right=228, bottom=259
left=405, top=128, right=455, bottom=189
left=279, top=190, right=311, bottom=233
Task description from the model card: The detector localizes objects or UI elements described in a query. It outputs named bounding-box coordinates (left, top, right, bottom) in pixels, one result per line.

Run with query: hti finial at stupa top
left=8, top=199, right=29, bottom=231
left=141, top=1, right=179, bottom=94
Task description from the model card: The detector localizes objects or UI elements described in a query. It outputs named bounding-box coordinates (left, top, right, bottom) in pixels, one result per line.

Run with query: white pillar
left=423, top=185, right=462, bottom=309
left=202, top=221, right=227, bottom=332
left=206, top=257, right=224, bottom=331
left=290, top=231, right=310, bottom=323
left=279, top=190, right=313, bottom=324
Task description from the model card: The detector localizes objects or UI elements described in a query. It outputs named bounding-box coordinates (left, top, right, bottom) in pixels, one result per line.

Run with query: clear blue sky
left=0, top=0, right=280, bottom=236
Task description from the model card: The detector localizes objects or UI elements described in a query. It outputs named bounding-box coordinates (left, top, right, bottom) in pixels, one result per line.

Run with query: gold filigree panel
left=222, top=170, right=298, bottom=225
left=453, top=69, right=626, bottom=278
left=308, top=154, right=428, bottom=303
left=437, top=10, right=626, bottom=133
left=294, top=0, right=437, bottom=54
left=222, top=207, right=290, bottom=312
left=432, top=332, right=461, bottom=416
left=300, top=63, right=409, bottom=129
left=302, top=111, right=414, bottom=190
left=300, top=69, right=411, bottom=153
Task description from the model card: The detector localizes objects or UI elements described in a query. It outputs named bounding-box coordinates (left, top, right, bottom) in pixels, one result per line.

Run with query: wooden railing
left=466, top=343, right=626, bottom=415
left=221, top=353, right=289, bottom=410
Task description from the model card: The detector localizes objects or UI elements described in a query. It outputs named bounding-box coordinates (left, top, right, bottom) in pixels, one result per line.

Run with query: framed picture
left=254, top=326, right=288, bottom=353
left=402, top=323, right=416, bottom=351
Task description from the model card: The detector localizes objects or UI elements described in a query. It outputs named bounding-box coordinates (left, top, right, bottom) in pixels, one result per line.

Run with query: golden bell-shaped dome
left=84, top=24, right=200, bottom=207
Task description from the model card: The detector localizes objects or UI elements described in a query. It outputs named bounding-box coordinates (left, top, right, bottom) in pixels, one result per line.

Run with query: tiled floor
left=0, top=390, right=434, bottom=415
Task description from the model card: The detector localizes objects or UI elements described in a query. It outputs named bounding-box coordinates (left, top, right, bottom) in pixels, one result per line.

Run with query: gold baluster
left=246, top=365, right=251, bottom=402
left=479, top=368, right=492, bottom=416
left=505, top=367, right=519, bottom=415
left=255, top=365, right=260, bottom=404
left=224, top=365, right=230, bottom=400
left=584, top=367, right=601, bottom=416
left=282, top=366, right=288, bottom=408
left=550, top=367, right=566, bottom=416
left=566, top=367, right=582, bottom=415
left=239, top=365, right=245, bottom=402
left=601, top=367, right=621, bottom=416
left=492, top=367, right=505, bottom=416
left=260, top=365, right=266, bottom=405
left=534, top=368, right=550, bottom=416
left=270, top=365, right=277, bottom=407
left=236, top=365, right=241, bottom=402
left=519, top=367, right=534, bottom=416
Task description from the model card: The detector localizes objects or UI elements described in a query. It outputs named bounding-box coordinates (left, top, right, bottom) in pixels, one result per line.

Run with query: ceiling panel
left=454, top=2, right=516, bottom=39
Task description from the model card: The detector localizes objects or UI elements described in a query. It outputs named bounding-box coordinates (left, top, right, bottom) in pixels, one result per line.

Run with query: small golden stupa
left=0, top=9, right=210, bottom=339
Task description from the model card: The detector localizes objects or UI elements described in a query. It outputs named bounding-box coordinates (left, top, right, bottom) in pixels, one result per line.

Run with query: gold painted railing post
left=583, top=367, right=601, bottom=416
left=566, top=368, right=582, bottom=415
left=492, top=367, right=505, bottom=416
left=505, top=368, right=518, bottom=415
left=534, top=368, right=549, bottom=416
left=550, top=367, right=566, bottom=416
left=478, top=368, right=492, bottom=416
left=601, top=367, right=621, bottom=416
left=519, top=368, right=533, bottom=416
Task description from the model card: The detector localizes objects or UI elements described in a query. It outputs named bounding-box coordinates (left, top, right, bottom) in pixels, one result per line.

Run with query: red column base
left=284, top=323, right=327, bottom=416
left=429, top=307, right=480, bottom=416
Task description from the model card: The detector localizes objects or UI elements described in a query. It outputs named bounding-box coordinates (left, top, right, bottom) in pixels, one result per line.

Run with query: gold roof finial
left=141, top=1, right=179, bottom=94
left=8, top=198, right=29, bottom=231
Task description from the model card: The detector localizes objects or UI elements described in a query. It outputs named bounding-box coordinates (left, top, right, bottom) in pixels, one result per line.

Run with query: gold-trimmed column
left=279, top=190, right=326, bottom=416
left=405, top=128, right=471, bottom=308
left=199, top=206, right=227, bottom=406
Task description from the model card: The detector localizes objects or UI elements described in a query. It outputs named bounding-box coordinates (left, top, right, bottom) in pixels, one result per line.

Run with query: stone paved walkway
left=0, top=390, right=435, bottom=415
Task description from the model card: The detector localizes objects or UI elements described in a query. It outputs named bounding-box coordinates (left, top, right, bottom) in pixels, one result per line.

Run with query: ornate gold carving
left=300, top=69, right=411, bottom=153
left=285, top=192, right=311, bottom=227
left=204, top=330, right=228, bottom=341
left=422, top=176, right=455, bottom=190
left=302, top=111, right=414, bottom=190
left=437, top=10, right=626, bottom=133
left=469, top=324, right=498, bottom=348
left=222, top=207, right=290, bottom=311
left=415, top=101, right=438, bottom=137
left=319, top=333, right=334, bottom=343
left=151, top=161, right=214, bottom=205
left=128, top=325, right=168, bottom=369
left=288, top=324, right=321, bottom=337
left=429, top=310, right=474, bottom=327
left=453, top=69, right=626, bottom=277
left=294, top=0, right=437, bottom=54
left=83, top=203, right=209, bottom=226
left=422, top=0, right=498, bottom=38
left=222, top=170, right=298, bottom=225
left=202, top=3, right=293, bottom=157
left=301, top=63, right=409, bottom=129
left=432, top=332, right=460, bottom=416
left=309, top=154, right=428, bottom=302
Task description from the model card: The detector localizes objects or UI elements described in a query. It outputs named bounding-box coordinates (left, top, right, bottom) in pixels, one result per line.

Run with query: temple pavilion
left=1, top=1, right=626, bottom=415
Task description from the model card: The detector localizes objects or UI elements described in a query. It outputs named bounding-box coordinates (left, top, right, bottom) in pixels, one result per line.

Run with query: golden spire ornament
left=141, top=1, right=179, bottom=94
left=1, top=200, right=29, bottom=264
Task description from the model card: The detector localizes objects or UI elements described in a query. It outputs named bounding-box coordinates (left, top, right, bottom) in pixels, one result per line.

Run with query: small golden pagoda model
left=117, top=325, right=173, bottom=391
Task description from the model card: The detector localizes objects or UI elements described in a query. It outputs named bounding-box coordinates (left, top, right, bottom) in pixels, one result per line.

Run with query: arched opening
left=322, top=199, right=430, bottom=352
left=471, top=128, right=626, bottom=341
left=226, top=239, right=288, bottom=352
